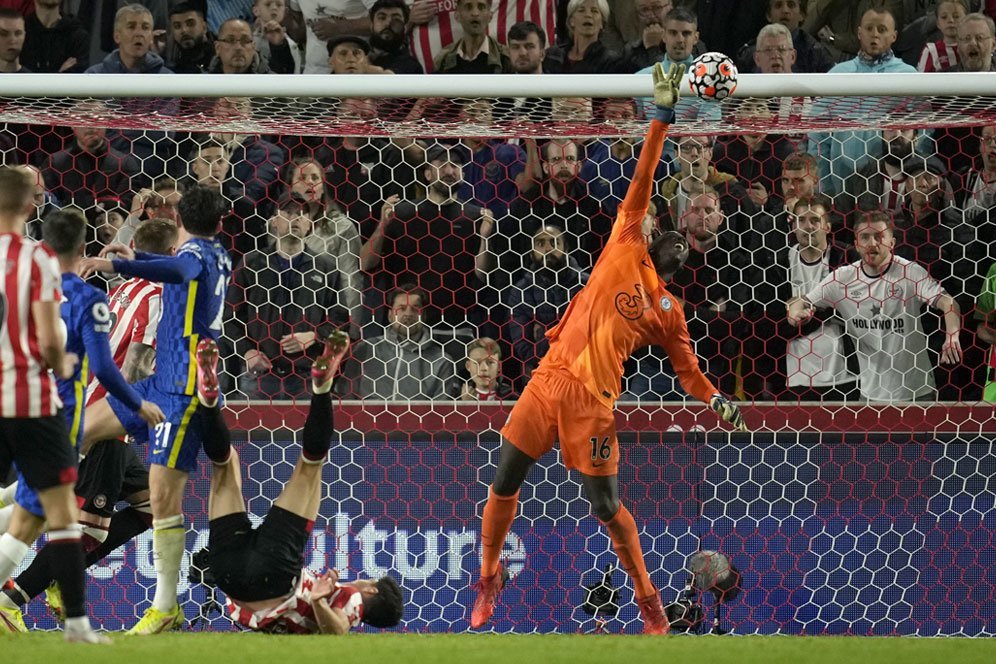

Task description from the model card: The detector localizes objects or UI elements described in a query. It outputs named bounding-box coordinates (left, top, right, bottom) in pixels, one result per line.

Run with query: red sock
left=603, top=504, right=655, bottom=599
left=480, top=487, right=519, bottom=579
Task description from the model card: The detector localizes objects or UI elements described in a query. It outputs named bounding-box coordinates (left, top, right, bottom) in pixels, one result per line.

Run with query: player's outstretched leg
left=272, top=331, right=349, bottom=520
left=582, top=474, right=668, bottom=635
left=470, top=440, right=535, bottom=629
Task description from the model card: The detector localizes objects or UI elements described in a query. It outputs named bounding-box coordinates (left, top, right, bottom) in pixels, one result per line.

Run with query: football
left=688, top=52, right=738, bottom=102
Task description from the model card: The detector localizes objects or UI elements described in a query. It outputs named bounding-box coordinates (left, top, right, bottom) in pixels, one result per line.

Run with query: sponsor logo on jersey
left=112, top=291, right=131, bottom=309
left=615, top=284, right=650, bottom=321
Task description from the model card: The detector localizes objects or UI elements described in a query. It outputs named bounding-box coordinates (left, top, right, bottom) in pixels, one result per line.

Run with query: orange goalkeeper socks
left=480, top=487, right=520, bottom=578
left=604, top=504, right=656, bottom=600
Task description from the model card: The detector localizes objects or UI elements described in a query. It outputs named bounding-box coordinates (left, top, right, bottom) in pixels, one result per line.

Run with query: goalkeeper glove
left=710, top=394, right=748, bottom=432
left=652, top=61, right=685, bottom=124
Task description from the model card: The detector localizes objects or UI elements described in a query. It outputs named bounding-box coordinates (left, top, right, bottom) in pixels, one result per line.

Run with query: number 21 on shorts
left=152, top=420, right=174, bottom=455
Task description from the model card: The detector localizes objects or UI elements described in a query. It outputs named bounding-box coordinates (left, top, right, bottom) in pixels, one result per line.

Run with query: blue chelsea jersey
left=59, top=273, right=112, bottom=444
left=156, top=238, right=232, bottom=395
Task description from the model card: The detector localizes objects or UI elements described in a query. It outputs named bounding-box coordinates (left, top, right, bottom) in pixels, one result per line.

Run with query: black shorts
left=76, top=440, right=149, bottom=518
left=0, top=414, right=76, bottom=492
left=208, top=507, right=312, bottom=602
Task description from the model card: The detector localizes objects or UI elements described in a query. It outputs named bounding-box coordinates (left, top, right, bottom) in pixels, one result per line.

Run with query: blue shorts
left=107, top=377, right=221, bottom=472
left=14, top=469, right=44, bottom=518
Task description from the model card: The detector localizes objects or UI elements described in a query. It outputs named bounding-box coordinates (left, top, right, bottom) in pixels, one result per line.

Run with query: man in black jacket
left=226, top=194, right=351, bottom=400
left=367, top=0, right=422, bottom=73
left=21, top=0, right=89, bottom=72
left=43, top=117, right=143, bottom=209
left=165, top=2, right=214, bottom=74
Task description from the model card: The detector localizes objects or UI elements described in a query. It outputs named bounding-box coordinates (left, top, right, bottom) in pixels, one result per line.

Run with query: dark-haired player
left=79, top=185, right=233, bottom=634
left=469, top=64, right=749, bottom=634
left=1, top=218, right=179, bottom=625
left=197, top=332, right=404, bottom=634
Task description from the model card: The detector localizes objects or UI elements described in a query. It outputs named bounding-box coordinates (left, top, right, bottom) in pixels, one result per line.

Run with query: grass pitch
left=4, top=632, right=995, bottom=664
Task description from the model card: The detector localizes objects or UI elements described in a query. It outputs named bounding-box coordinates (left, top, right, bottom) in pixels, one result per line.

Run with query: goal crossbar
left=0, top=72, right=993, bottom=99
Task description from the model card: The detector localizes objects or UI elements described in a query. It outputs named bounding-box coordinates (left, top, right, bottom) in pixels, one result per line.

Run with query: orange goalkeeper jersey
left=540, top=120, right=718, bottom=409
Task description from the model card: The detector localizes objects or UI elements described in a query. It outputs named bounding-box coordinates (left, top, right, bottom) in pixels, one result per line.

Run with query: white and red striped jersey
left=225, top=570, right=364, bottom=634
left=85, top=277, right=162, bottom=406
left=411, top=0, right=555, bottom=73
left=917, top=39, right=959, bottom=73
left=0, top=233, right=62, bottom=418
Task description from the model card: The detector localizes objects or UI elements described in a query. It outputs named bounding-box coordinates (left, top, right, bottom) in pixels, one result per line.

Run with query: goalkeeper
left=469, top=62, right=748, bottom=635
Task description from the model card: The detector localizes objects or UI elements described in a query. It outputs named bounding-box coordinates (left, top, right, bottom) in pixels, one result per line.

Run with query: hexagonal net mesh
left=2, top=78, right=994, bottom=636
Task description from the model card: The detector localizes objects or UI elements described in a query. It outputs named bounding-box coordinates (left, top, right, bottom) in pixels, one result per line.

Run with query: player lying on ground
left=194, top=331, right=404, bottom=634
left=0, top=219, right=179, bottom=626
left=0, top=169, right=107, bottom=643
left=469, top=63, right=749, bottom=635
left=78, top=186, right=232, bottom=634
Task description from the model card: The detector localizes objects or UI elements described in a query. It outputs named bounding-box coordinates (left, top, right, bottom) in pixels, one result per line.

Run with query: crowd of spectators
left=2, top=0, right=996, bottom=403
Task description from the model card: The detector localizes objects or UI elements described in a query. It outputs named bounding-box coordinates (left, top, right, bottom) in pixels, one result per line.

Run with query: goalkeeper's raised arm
left=614, top=62, right=685, bottom=240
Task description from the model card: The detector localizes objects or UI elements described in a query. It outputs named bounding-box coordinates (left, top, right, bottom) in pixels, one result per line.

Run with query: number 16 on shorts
left=590, top=436, right=612, bottom=464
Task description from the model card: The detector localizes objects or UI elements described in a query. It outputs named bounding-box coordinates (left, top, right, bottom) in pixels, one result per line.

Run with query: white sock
left=0, top=532, right=30, bottom=583
left=0, top=482, right=16, bottom=507
left=64, top=615, right=94, bottom=633
left=0, top=591, right=17, bottom=610
left=151, top=515, right=184, bottom=613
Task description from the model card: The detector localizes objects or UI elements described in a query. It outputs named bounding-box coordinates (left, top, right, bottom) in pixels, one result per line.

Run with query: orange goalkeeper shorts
left=500, top=366, right=619, bottom=476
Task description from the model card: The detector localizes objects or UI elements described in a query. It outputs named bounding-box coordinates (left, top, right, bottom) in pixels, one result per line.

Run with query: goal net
left=2, top=73, right=994, bottom=636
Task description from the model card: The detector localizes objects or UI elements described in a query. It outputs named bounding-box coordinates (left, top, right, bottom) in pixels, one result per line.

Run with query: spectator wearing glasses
left=936, top=13, right=996, bottom=175
left=209, top=18, right=272, bottom=73
left=736, top=0, right=834, bottom=73
left=619, top=0, right=677, bottom=72
left=658, top=134, right=757, bottom=237
left=751, top=22, right=798, bottom=73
